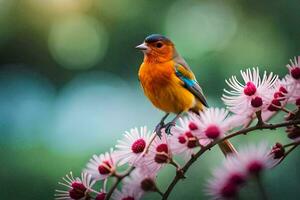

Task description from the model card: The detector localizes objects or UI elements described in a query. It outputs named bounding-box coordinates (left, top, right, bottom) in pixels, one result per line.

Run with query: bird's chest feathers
left=139, top=62, right=175, bottom=90
left=138, top=61, right=195, bottom=113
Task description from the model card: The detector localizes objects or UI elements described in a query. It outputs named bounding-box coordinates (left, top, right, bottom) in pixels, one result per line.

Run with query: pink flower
left=237, top=143, right=277, bottom=176
left=285, top=79, right=300, bottom=106
left=95, top=192, right=107, bottom=200
left=55, top=172, right=95, bottom=200
left=262, top=76, right=292, bottom=121
left=112, top=187, right=143, bottom=200
left=206, top=143, right=278, bottom=199
left=170, top=115, right=201, bottom=160
left=115, top=126, right=152, bottom=166
left=222, top=68, right=278, bottom=117
left=287, top=56, right=300, bottom=81
left=197, top=108, right=234, bottom=142
left=286, top=56, right=300, bottom=106
left=123, top=167, right=157, bottom=194
left=206, top=156, right=246, bottom=200
left=141, top=134, right=172, bottom=174
left=85, top=148, right=117, bottom=180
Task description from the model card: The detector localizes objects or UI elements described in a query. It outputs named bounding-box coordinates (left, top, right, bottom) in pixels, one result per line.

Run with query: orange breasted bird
left=136, top=34, right=236, bottom=155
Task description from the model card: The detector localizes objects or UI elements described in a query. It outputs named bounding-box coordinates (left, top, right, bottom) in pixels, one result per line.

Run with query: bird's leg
left=164, top=112, right=182, bottom=135
left=154, top=113, right=170, bottom=138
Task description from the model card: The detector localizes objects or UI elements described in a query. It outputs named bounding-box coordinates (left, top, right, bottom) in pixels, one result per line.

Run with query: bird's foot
left=164, top=121, right=176, bottom=135
left=154, top=122, right=165, bottom=138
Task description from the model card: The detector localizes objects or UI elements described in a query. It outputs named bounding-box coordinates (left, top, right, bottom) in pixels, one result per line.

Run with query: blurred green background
left=0, top=0, right=299, bottom=199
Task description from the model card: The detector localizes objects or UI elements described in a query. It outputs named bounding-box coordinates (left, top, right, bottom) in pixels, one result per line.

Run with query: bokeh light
left=219, top=18, right=289, bottom=75
left=49, top=71, right=159, bottom=153
left=0, top=69, right=55, bottom=148
left=97, top=0, right=145, bottom=21
left=165, top=0, right=237, bottom=59
left=0, top=0, right=15, bottom=46
left=48, top=15, right=108, bottom=70
left=26, top=0, right=93, bottom=15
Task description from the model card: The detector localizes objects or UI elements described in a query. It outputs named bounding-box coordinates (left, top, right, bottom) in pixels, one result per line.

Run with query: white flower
left=286, top=56, right=300, bottom=82
left=141, top=134, right=172, bottom=174
left=206, top=156, right=246, bottom=200
left=170, top=115, right=201, bottom=160
left=197, top=108, right=233, bottom=141
left=222, top=68, right=278, bottom=117
left=237, top=142, right=277, bottom=175
left=262, top=76, right=292, bottom=121
left=55, top=172, right=95, bottom=200
left=285, top=76, right=300, bottom=106
left=115, top=126, right=152, bottom=166
left=85, top=148, right=117, bottom=180
left=206, top=142, right=277, bottom=199
left=123, top=167, right=157, bottom=194
left=112, top=187, right=143, bottom=200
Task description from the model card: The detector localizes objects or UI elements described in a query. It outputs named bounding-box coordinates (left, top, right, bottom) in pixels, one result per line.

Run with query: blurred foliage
left=0, top=0, right=299, bottom=199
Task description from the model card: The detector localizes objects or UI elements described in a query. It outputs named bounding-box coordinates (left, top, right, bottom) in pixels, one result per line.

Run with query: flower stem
left=276, top=143, right=299, bottom=166
left=256, top=111, right=265, bottom=126
left=254, top=176, right=268, bottom=200
left=156, top=187, right=164, bottom=197
left=104, top=167, right=135, bottom=200
left=283, top=141, right=300, bottom=148
left=143, top=132, right=157, bottom=154
left=280, top=107, right=294, bottom=114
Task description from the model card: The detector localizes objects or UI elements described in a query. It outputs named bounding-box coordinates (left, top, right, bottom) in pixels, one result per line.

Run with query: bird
left=136, top=34, right=236, bottom=155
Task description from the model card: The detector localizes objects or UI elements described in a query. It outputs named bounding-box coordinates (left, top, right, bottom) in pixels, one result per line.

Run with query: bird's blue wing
left=174, top=62, right=209, bottom=108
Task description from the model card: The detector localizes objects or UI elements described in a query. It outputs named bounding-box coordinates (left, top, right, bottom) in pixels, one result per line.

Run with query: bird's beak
left=135, top=42, right=148, bottom=51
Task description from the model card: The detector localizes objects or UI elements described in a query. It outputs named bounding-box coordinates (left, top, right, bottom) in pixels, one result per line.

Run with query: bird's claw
left=154, top=122, right=164, bottom=138
left=164, top=121, right=176, bottom=135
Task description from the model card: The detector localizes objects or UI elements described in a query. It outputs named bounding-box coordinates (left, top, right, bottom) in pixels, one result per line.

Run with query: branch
left=104, top=167, right=135, bottom=200
left=161, top=119, right=300, bottom=200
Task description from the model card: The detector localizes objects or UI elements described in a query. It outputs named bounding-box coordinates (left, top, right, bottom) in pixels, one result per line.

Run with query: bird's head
left=136, top=34, right=175, bottom=63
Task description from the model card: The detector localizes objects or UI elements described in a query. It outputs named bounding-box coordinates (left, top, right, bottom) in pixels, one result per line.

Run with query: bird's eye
left=156, top=42, right=163, bottom=48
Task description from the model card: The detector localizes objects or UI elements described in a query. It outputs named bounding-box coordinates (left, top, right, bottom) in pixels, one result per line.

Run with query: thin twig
left=156, top=187, right=164, bottom=197
left=143, top=132, right=157, bottom=154
left=104, top=167, right=135, bottom=200
left=161, top=119, right=300, bottom=200
left=280, top=107, right=294, bottom=115
left=256, top=111, right=265, bottom=126
left=283, top=141, right=300, bottom=148
left=276, top=143, right=299, bottom=166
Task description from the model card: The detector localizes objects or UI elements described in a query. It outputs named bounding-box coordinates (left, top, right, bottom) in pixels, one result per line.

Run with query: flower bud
left=131, top=139, right=146, bottom=153
left=244, top=82, right=257, bottom=96
left=69, top=182, right=87, bottom=199
left=296, top=98, right=300, bottom=107
left=205, top=125, right=221, bottom=139
left=247, top=161, right=264, bottom=175
left=291, top=67, right=300, bottom=80
left=268, top=99, right=281, bottom=111
left=98, top=161, right=113, bottom=175
left=155, top=144, right=169, bottom=163
left=271, top=143, right=285, bottom=159
left=251, top=96, right=263, bottom=108
left=188, top=122, right=198, bottom=130
left=95, top=192, right=106, bottom=200
left=141, top=178, right=156, bottom=191
left=220, top=182, right=238, bottom=198
left=286, top=126, right=300, bottom=140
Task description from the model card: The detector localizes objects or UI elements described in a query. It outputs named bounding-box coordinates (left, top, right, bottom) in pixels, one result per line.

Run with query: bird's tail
left=218, top=140, right=237, bottom=156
